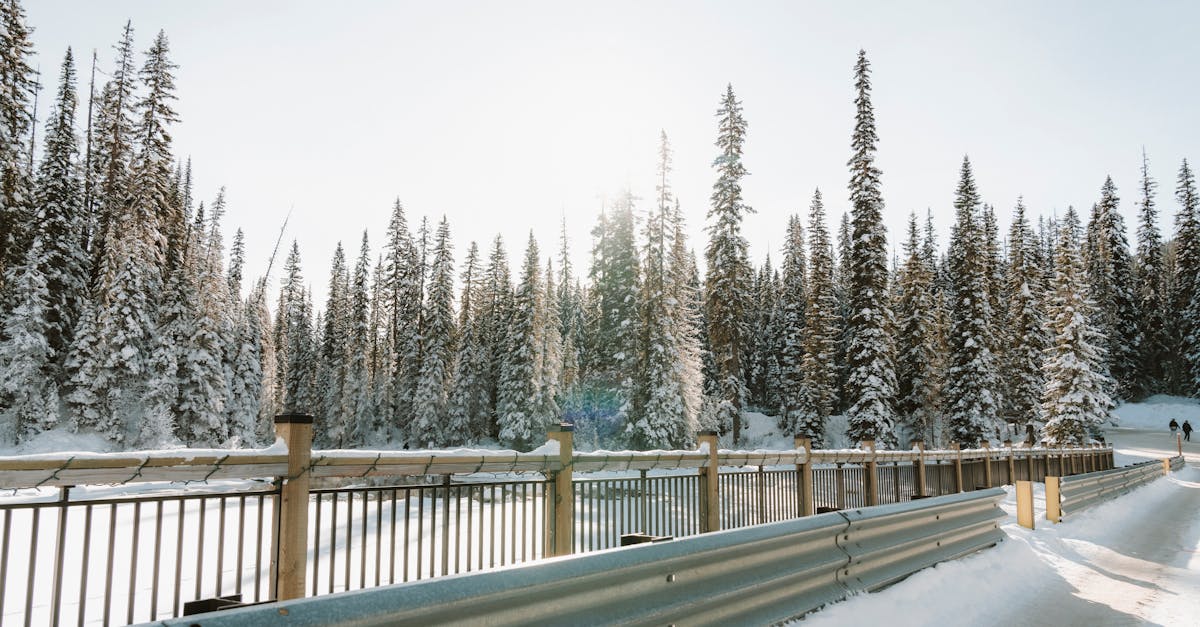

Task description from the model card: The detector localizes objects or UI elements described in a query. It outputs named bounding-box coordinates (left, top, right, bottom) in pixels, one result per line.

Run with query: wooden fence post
left=1016, top=480, right=1034, bottom=529
left=1046, top=476, right=1062, bottom=523
left=981, top=441, right=993, bottom=488
left=913, top=440, right=926, bottom=498
left=699, top=431, right=720, bottom=533
left=273, top=413, right=313, bottom=601
left=546, top=424, right=574, bottom=556
left=862, top=440, right=878, bottom=506
left=952, top=442, right=964, bottom=493
left=795, top=436, right=814, bottom=516
left=1004, top=439, right=1015, bottom=484
left=1027, top=442, right=1036, bottom=481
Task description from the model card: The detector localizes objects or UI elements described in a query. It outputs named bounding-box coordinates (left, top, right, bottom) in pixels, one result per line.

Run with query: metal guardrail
left=1048, top=460, right=1165, bottom=521
left=147, top=489, right=1005, bottom=627
left=1168, top=455, right=1185, bottom=472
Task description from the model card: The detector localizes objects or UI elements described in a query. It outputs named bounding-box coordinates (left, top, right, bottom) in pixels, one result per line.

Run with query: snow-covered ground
left=796, top=417, right=1200, bottom=625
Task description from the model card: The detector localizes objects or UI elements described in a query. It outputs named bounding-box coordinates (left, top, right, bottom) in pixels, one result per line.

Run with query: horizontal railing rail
left=146, top=488, right=1005, bottom=627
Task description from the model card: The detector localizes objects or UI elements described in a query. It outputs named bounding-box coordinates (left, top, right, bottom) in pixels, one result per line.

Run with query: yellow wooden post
left=699, top=431, right=720, bottom=533
left=546, top=424, right=574, bottom=556
left=1004, top=439, right=1016, bottom=485
left=862, top=440, right=878, bottom=506
left=273, top=413, right=313, bottom=601
left=795, top=436, right=814, bottom=516
left=1046, top=476, right=1062, bottom=523
left=1016, top=480, right=1034, bottom=529
left=913, top=440, right=927, bottom=498
left=952, top=442, right=964, bottom=493
left=981, top=440, right=993, bottom=488
left=1163, top=458, right=1171, bottom=476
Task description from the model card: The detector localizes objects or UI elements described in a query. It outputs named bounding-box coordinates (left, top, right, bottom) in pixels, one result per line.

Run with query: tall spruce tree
left=497, top=233, right=547, bottom=449
left=343, top=232, right=373, bottom=445
left=1086, top=177, right=1140, bottom=399
left=1172, top=160, right=1200, bottom=395
left=480, top=235, right=513, bottom=438
left=629, top=132, right=695, bottom=448
left=777, top=213, right=807, bottom=435
left=447, top=241, right=488, bottom=444
left=844, top=50, right=897, bottom=444
left=1001, top=199, right=1046, bottom=435
left=412, top=218, right=456, bottom=448
left=0, top=0, right=37, bottom=292
left=1042, top=208, right=1113, bottom=444
left=943, top=157, right=999, bottom=447
left=795, top=190, right=838, bottom=445
left=704, top=84, right=754, bottom=444
left=1134, top=151, right=1168, bottom=396
left=895, top=212, right=939, bottom=443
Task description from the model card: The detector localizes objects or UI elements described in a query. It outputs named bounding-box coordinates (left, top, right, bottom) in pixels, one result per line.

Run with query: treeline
left=0, top=3, right=1195, bottom=452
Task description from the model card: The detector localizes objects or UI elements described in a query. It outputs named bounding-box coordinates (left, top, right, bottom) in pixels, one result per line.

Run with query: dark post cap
left=548, top=423, right=574, bottom=433
left=698, top=430, right=718, bottom=436
left=275, top=414, right=314, bottom=424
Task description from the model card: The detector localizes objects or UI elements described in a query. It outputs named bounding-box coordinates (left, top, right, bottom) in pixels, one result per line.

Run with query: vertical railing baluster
left=126, top=501, right=141, bottom=626
left=235, top=496, right=246, bottom=599
left=216, top=498, right=227, bottom=597
left=194, top=500, right=205, bottom=600
left=149, top=500, right=163, bottom=621
left=50, top=487, right=70, bottom=626
left=77, top=504, right=93, bottom=627
left=403, top=488, right=412, bottom=582
left=375, top=489, right=383, bottom=586
left=328, top=494, right=337, bottom=594
left=360, top=490, right=368, bottom=589
left=441, top=476, right=451, bottom=576
left=254, top=494, right=264, bottom=603
left=311, top=493, right=322, bottom=597
left=345, top=492, right=353, bottom=592
left=416, top=487, right=425, bottom=577
left=173, top=501, right=184, bottom=616
left=103, top=504, right=116, bottom=626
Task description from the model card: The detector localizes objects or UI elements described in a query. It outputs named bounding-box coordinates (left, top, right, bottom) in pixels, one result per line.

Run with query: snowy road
left=799, top=428, right=1200, bottom=626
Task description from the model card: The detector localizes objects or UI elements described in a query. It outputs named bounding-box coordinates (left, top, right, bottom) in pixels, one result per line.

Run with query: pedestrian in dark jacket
left=1184, top=420, right=1193, bottom=442
left=1169, top=418, right=1179, bottom=436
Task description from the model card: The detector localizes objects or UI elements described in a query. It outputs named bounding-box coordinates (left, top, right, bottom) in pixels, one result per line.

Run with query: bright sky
left=25, top=0, right=1200, bottom=305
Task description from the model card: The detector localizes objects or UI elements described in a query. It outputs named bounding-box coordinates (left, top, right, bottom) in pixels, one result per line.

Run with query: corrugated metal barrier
left=1054, top=460, right=1166, bottom=518
left=147, top=488, right=1005, bottom=627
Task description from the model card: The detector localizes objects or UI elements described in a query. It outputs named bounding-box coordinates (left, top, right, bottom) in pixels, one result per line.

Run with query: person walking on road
left=1184, top=420, right=1193, bottom=442
left=1170, top=419, right=1179, bottom=437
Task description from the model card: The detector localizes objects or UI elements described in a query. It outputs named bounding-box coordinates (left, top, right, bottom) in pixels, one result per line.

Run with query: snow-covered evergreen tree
left=342, top=232, right=373, bottom=446
left=0, top=0, right=37, bottom=293
left=317, top=242, right=349, bottom=446
left=895, top=212, right=939, bottom=443
left=412, top=218, right=456, bottom=448
left=628, top=132, right=695, bottom=449
left=1085, top=177, right=1140, bottom=400
left=447, top=241, right=488, bottom=445
left=1134, top=151, right=1168, bottom=396
left=792, top=190, right=838, bottom=445
left=704, top=84, right=754, bottom=444
left=0, top=238, right=58, bottom=444
left=1172, top=160, right=1200, bottom=395
left=498, top=233, right=547, bottom=449
left=943, top=157, right=999, bottom=447
left=844, top=50, right=897, bottom=445
left=480, top=235, right=513, bottom=438
left=1042, top=207, right=1113, bottom=444
left=777, top=213, right=807, bottom=435
left=1001, top=199, right=1046, bottom=434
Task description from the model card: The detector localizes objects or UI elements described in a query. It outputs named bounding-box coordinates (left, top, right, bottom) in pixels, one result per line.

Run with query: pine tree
left=1134, top=151, right=1168, bottom=396
left=343, top=232, right=373, bottom=446
left=1172, top=160, right=1200, bottom=395
left=1001, top=199, right=1046, bottom=435
left=412, top=218, right=456, bottom=448
left=704, top=84, right=754, bottom=444
left=789, top=190, right=837, bottom=444
left=895, top=212, right=939, bottom=443
left=557, top=217, right=583, bottom=396
left=593, top=192, right=641, bottom=389
left=382, top=200, right=423, bottom=442
left=1086, top=177, right=1140, bottom=400
left=536, top=261, right=563, bottom=429
left=498, top=233, right=547, bottom=449
left=0, top=238, right=58, bottom=444
left=844, top=50, right=897, bottom=444
left=317, top=242, right=349, bottom=447
left=88, top=22, right=137, bottom=288
left=943, top=157, right=999, bottom=447
left=669, top=199, right=705, bottom=443
left=479, top=235, right=513, bottom=438
left=629, top=132, right=695, bottom=449
left=0, top=0, right=37, bottom=292
left=1042, top=207, right=1113, bottom=444
left=777, top=213, right=807, bottom=435
left=833, top=211, right=852, bottom=413
left=176, top=199, right=229, bottom=447
left=25, top=49, right=89, bottom=372
left=447, top=241, right=488, bottom=445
